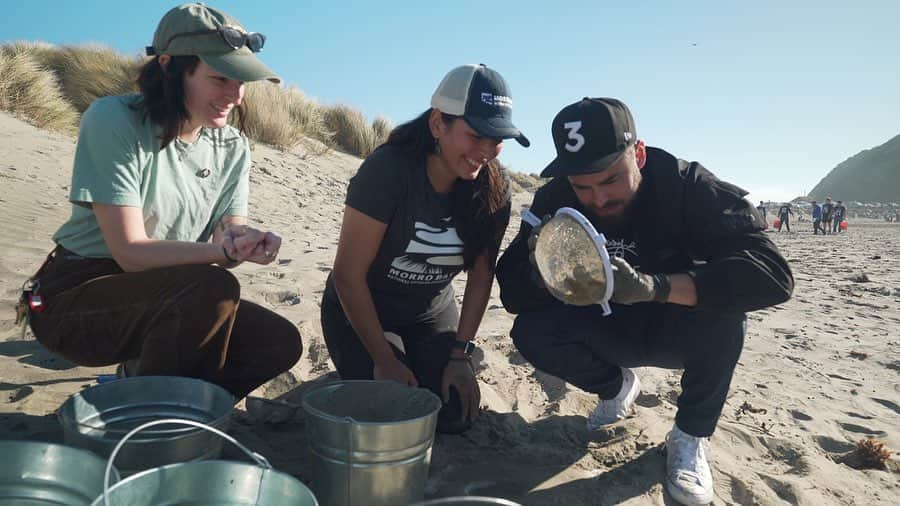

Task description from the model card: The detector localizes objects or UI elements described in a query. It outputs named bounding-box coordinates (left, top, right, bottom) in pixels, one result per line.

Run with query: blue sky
left=4, top=0, right=898, bottom=203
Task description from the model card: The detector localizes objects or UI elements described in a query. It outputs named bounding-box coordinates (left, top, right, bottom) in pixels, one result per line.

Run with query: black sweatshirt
left=496, top=147, right=794, bottom=316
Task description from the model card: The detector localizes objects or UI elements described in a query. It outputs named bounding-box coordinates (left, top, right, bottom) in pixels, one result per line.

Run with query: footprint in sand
left=763, top=440, right=809, bottom=475
left=506, top=350, right=528, bottom=366
left=8, top=385, right=33, bottom=402
left=724, top=470, right=769, bottom=505
left=664, top=389, right=680, bottom=405
left=264, top=290, right=301, bottom=306
left=813, top=435, right=856, bottom=454
left=761, top=476, right=800, bottom=504
left=838, top=422, right=886, bottom=436
left=636, top=392, right=662, bottom=408
left=827, top=373, right=862, bottom=385
left=789, top=409, right=812, bottom=421
left=871, top=397, right=900, bottom=414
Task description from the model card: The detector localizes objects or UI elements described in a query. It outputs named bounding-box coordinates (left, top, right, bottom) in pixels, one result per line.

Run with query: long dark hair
left=133, top=55, right=246, bottom=149
left=383, top=110, right=511, bottom=271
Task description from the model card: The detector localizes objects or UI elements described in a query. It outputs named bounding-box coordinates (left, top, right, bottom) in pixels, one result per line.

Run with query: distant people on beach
left=496, top=97, right=793, bottom=505
left=777, top=203, right=793, bottom=232
left=833, top=200, right=847, bottom=233
left=811, top=200, right=824, bottom=235
left=17, top=3, right=302, bottom=398
left=821, top=197, right=835, bottom=234
left=321, top=64, right=529, bottom=434
left=756, top=201, right=767, bottom=227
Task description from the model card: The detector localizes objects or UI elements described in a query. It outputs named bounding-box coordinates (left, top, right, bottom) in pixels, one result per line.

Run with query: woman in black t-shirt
left=321, top=64, right=529, bottom=433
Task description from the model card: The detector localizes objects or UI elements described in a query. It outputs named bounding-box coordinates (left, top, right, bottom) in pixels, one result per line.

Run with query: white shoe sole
left=665, top=478, right=713, bottom=505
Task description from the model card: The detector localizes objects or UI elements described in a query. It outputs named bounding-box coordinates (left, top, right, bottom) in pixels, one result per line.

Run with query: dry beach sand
left=1, top=111, right=898, bottom=504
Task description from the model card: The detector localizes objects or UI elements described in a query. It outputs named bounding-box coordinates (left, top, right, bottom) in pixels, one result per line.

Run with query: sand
left=1, top=111, right=898, bottom=505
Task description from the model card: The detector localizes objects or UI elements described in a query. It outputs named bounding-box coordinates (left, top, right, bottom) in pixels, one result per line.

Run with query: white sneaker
left=665, top=424, right=714, bottom=505
left=586, top=368, right=640, bottom=430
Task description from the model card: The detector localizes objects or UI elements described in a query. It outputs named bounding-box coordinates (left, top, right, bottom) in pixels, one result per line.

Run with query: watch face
left=453, top=340, right=474, bottom=355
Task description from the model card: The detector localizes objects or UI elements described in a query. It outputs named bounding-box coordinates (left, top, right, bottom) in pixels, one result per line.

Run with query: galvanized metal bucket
left=93, top=418, right=318, bottom=506
left=57, top=376, right=235, bottom=476
left=302, top=380, right=443, bottom=506
left=0, top=441, right=119, bottom=505
left=414, top=498, right=522, bottom=505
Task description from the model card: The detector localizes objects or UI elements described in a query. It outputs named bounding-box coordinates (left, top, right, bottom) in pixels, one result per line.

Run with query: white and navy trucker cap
left=430, top=64, right=530, bottom=147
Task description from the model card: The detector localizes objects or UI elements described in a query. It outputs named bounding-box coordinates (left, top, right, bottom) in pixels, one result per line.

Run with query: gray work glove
left=609, top=256, right=671, bottom=304
left=526, top=214, right=553, bottom=288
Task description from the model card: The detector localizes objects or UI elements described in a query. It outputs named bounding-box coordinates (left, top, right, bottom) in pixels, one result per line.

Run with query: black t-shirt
left=822, top=202, right=834, bottom=220
left=834, top=205, right=846, bottom=220
left=324, top=145, right=466, bottom=326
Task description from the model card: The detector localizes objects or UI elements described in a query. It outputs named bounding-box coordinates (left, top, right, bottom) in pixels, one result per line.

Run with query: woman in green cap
left=21, top=3, right=301, bottom=398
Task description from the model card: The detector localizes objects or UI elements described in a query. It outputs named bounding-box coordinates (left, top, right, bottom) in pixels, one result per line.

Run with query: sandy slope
left=1, top=111, right=897, bottom=505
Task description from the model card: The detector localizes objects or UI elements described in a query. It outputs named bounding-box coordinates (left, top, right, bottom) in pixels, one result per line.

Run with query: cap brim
left=539, top=148, right=626, bottom=178
left=201, top=50, right=280, bottom=84
left=464, top=116, right=530, bottom=147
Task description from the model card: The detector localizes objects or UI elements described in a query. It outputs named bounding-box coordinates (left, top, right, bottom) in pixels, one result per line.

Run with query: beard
left=590, top=209, right=628, bottom=232
left=584, top=178, right=646, bottom=234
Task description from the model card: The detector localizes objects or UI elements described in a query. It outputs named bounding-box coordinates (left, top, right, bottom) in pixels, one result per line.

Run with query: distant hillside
left=810, top=134, right=900, bottom=202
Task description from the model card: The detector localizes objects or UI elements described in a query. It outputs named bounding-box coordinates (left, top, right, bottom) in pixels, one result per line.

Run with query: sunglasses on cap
left=148, top=26, right=266, bottom=55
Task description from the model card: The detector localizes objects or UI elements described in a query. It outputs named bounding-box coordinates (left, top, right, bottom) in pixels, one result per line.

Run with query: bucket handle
left=102, top=418, right=272, bottom=506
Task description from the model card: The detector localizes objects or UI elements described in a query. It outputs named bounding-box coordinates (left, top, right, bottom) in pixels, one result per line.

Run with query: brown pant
left=28, top=250, right=302, bottom=398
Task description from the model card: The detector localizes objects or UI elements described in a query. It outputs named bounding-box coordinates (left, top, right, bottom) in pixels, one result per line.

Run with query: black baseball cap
left=431, top=64, right=530, bottom=147
left=540, top=97, right=636, bottom=177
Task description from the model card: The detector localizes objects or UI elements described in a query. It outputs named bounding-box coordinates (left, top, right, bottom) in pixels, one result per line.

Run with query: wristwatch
left=450, top=340, right=476, bottom=356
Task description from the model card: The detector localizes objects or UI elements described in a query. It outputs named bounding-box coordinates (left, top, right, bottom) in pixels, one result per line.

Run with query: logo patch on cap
left=481, top=93, right=512, bottom=108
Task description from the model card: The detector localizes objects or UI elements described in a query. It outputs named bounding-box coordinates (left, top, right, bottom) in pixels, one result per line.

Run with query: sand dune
left=1, top=111, right=897, bottom=504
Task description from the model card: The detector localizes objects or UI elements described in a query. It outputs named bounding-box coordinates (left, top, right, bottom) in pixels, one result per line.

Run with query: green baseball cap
left=148, top=3, right=280, bottom=83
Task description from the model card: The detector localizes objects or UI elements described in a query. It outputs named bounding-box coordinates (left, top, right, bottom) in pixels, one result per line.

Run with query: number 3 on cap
left=563, top=121, right=585, bottom=152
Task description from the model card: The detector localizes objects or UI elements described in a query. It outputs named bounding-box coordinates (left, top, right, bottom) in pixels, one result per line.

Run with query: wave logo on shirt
left=388, top=220, right=463, bottom=284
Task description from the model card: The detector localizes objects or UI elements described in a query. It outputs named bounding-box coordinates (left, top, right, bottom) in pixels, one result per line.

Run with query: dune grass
left=372, top=116, right=393, bottom=149
left=0, top=42, right=391, bottom=158
left=322, top=104, right=393, bottom=158
left=508, top=170, right=544, bottom=193
left=242, top=82, right=327, bottom=151
left=3, top=42, right=142, bottom=113
left=0, top=46, right=79, bottom=133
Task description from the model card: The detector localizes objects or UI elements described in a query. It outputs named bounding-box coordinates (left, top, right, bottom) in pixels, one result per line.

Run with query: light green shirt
left=52, top=95, right=250, bottom=258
